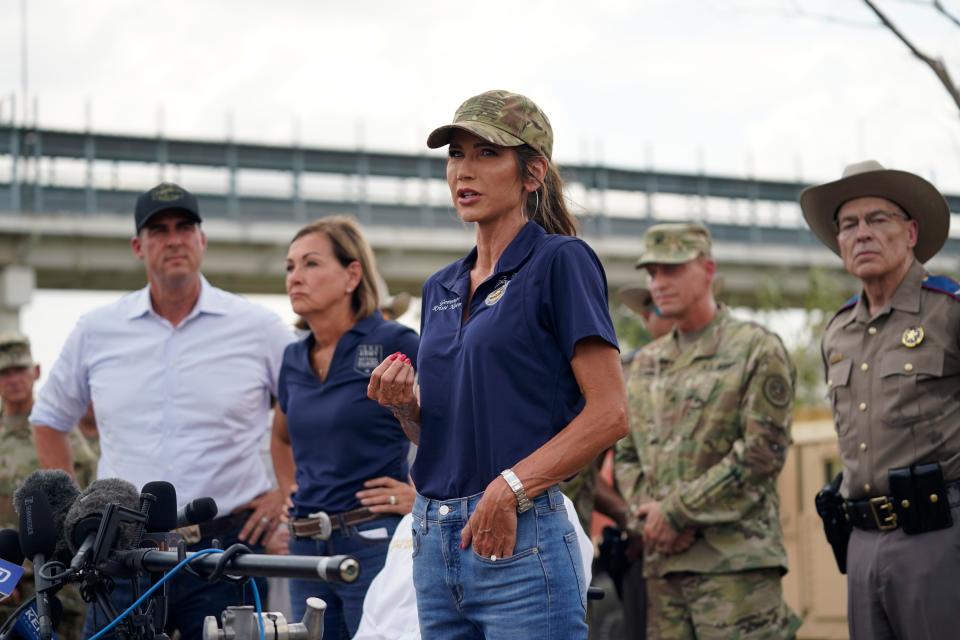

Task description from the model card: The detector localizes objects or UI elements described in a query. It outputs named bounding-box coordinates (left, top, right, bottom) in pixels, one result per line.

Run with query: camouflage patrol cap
left=0, top=331, right=33, bottom=372
left=635, top=223, right=712, bottom=268
left=134, top=182, right=202, bottom=234
left=427, top=90, right=553, bottom=159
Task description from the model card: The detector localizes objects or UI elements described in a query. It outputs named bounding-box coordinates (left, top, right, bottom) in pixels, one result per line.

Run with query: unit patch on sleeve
left=763, top=374, right=791, bottom=408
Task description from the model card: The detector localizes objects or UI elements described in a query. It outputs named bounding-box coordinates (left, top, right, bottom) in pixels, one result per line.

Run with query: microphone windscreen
left=17, top=491, right=57, bottom=558
left=0, top=528, right=24, bottom=565
left=13, top=470, right=80, bottom=562
left=141, top=481, right=178, bottom=532
left=13, top=469, right=80, bottom=524
left=183, top=497, right=218, bottom=525
left=64, top=478, right=140, bottom=553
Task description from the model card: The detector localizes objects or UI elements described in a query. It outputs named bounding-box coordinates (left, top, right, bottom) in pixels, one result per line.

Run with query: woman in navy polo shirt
left=272, top=216, right=419, bottom=638
left=369, top=91, right=628, bottom=639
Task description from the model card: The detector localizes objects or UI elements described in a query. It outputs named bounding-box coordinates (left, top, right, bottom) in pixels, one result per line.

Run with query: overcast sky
left=1, top=0, right=959, bottom=188
left=3, top=0, right=959, bottom=378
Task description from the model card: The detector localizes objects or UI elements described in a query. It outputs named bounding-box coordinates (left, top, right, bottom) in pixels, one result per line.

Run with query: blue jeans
left=288, top=515, right=399, bottom=640
left=82, top=526, right=268, bottom=640
left=411, top=484, right=588, bottom=640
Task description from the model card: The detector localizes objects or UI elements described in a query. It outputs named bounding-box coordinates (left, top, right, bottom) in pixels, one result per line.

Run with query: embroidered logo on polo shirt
left=485, top=276, right=512, bottom=306
left=432, top=297, right=462, bottom=312
left=355, top=344, right=383, bottom=376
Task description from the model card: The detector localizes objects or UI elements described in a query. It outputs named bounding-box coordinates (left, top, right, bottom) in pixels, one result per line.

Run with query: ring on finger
left=388, top=495, right=397, bottom=506
left=260, top=516, right=270, bottom=525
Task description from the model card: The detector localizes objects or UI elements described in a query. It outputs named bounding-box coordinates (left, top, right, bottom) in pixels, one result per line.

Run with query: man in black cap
left=31, top=183, right=294, bottom=639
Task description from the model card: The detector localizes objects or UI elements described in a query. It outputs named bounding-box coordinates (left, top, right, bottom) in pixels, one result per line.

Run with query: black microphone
left=0, top=528, right=25, bottom=604
left=0, top=529, right=64, bottom=640
left=15, top=491, right=56, bottom=640
left=176, top=497, right=218, bottom=528
left=63, top=478, right=140, bottom=570
left=12, top=470, right=80, bottom=563
left=0, top=528, right=24, bottom=565
left=141, top=481, right=178, bottom=533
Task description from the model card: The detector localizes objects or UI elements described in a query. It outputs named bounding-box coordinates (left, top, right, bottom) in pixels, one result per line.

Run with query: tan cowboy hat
left=618, top=285, right=654, bottom=315
left=799, top=160, right=950, bottom=263
left=619, top=275, right=724, bottom=316
left=380, top=291, right=412, bottom=319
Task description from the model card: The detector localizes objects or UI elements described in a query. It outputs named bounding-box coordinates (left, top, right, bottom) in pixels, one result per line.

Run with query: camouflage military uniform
left=0, top=412, right=97, bottom=640
left=561, top=463, right=597, bottom=533
left=0, top=330, right=97, bottom=639
left=616, top=306, right=801, bottom=639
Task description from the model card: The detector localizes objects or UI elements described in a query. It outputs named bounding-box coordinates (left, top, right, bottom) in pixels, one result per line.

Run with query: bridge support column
left=0, top=265, right=35, bottom=330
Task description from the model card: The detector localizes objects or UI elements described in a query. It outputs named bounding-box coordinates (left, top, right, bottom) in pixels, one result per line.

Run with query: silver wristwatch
left=500, top=468, right=534, bottom=513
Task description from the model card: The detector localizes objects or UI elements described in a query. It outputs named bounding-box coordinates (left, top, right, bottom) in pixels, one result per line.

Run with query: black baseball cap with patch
left=134, top=182, right=202, bottom=234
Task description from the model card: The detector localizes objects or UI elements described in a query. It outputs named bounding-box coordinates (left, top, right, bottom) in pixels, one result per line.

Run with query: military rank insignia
left=901, top=326, right=924, bottom=348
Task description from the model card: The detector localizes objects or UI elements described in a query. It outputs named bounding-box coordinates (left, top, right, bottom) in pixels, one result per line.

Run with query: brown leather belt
left=289, top=507, right=378, bottom=540
left=175, top=509, right=252, bottom=545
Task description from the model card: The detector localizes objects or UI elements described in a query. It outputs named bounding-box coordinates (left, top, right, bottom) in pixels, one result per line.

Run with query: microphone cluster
left=0, top=470, right=360, bottom=640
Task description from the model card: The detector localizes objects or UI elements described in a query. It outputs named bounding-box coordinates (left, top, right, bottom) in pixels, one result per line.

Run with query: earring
left=533, top=190, right=540, bottom=214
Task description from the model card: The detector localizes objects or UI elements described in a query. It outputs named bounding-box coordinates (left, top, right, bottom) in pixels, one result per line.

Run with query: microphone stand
left=83, top=502, right=169, bottom=640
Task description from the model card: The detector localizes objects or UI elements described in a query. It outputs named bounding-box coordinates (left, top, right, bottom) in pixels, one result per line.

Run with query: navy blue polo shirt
left=412, top=221, right=618, bottom=500
left=278, top=311, right=420, bottom=516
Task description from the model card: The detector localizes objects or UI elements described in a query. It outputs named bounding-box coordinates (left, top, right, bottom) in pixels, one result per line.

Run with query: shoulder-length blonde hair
left=290, top=215, right=380, bottom=320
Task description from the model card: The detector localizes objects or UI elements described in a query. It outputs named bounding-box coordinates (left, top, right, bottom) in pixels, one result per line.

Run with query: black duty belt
left=845, top=480, right=960, bottom=532
left=175, top=509, right=253, bottom=544
left=845, top=497, right=901, bottom=531
left=289, top=507, right=378, bottom=540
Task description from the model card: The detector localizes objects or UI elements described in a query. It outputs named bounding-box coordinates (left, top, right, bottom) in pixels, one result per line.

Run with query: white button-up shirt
left=31, top=277, right=295, bottom=515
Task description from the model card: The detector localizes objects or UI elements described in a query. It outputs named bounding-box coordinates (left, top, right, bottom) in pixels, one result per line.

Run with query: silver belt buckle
left=307, top=511, right=333, bottom=540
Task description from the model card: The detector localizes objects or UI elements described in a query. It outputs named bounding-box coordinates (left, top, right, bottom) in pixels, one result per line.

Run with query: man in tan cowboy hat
left=619, top=285, right=675, bottom=342
left=615, top=222, right=800, bottom=639
left=800, top=160, right=958, bottom=639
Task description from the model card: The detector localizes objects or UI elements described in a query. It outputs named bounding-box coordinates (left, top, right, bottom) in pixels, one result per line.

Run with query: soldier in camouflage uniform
left=0, top=331, right=97, bottom=640
left=615, top=224, right=801, bottom=640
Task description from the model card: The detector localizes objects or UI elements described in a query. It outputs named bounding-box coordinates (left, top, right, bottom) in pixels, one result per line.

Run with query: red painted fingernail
left=389, top=353, right=398, bottom=360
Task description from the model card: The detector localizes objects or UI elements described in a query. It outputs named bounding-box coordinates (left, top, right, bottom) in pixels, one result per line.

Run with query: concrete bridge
left=0, top=125, right=957, bottom=327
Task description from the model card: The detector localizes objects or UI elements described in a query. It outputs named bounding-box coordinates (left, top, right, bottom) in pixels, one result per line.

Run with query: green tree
left=793, top=267, right=848, bottom=408
left=612, top=302, right=651, bottom=353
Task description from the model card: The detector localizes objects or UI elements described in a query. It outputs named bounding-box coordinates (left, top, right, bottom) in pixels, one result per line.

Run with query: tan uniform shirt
left=823, top=260, right=960, bottom=500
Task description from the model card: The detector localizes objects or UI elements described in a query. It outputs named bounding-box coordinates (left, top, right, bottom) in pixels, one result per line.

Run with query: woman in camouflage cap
left=369, top=90, right=627, bottom=638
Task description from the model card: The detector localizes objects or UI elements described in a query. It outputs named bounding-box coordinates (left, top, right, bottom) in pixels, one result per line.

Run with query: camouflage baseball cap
left=427, top=90, right=553, bottom=159
left=0, top=331, right=33, bottom=372
left=635, top=223, right=712, bottom=268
